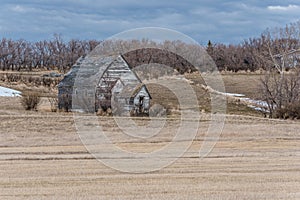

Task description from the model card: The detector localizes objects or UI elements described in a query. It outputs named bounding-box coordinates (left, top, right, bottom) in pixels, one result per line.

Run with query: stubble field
left=0, top=95, right=299, bottom=199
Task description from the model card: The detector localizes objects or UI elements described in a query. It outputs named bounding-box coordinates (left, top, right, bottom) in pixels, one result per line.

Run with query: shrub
left=48, top=97, right=58, bottom=112
left=21, top=92, right=41, bottom=111
left=58, top=94, right=71, bottom=112
left=275, top=102, right=300, bottom=119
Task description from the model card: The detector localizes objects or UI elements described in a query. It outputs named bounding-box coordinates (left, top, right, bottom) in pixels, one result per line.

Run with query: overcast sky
left=0, top=0, right=299, bottom=44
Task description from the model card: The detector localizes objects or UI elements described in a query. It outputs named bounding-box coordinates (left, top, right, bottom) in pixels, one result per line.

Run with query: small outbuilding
left=113, top=83, right=151, bottom=116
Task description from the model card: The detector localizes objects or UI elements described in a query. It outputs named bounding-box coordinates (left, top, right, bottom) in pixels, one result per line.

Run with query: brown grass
left=144, top=73, right=263, bottom=117
left=0, top=96, right=299, bottom=199
left=221, top=73, right=263, bottom=98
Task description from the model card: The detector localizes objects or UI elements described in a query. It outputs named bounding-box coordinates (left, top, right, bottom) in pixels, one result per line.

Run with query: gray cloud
left=0, top=0, right=299, bottom=44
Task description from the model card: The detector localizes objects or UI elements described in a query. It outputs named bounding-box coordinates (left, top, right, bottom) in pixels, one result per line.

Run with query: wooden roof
left=117, top=83, right=152, bottom=99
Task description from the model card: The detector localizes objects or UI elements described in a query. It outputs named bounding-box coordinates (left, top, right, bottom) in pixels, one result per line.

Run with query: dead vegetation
left=0, top=70, right=265, bottom=117
left=48, top=97, right=58, bottom=112
left=20, top=92, right=41, bottom=110
left=0, top=72, right=61, bottom=88
left=0, top=96, right=299, bottom=199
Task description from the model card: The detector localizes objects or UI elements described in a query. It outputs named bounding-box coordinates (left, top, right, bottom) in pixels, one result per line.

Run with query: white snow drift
left=0, top=86, right=21, bottom=97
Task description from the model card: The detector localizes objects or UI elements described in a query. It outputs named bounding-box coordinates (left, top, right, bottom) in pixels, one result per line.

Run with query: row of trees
left=207, top=21, right=300, bottom=72
left=0, top=34, right=99, bottom=72
left=1, top=22, right=299, bottom=73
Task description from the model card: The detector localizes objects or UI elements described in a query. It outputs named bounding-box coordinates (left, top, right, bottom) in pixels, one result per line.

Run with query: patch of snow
left=240, top=98, right=269, bottom=108
left=202, top=84, right=269, bottom=113
left=202, top=85, right=245, bottom=97
left=239, top=98, right=270, bottom=113
left=0, top=86, right=21, bottom=97
left=220, top=92, right=245, bottom=97
left=247, top=105, right=269, bottom=113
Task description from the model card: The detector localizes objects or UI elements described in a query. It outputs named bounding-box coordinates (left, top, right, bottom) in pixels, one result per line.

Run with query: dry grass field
left=0, top=94, right=299, bottom=199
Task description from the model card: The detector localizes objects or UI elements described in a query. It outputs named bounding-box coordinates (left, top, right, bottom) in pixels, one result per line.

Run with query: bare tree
left=0, top=34, right=100, bottom=72
left=259, top=22, right=300, bottom=118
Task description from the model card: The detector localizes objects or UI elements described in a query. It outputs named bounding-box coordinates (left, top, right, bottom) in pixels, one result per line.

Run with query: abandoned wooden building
left=58, top=55, right=151, bottom=116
